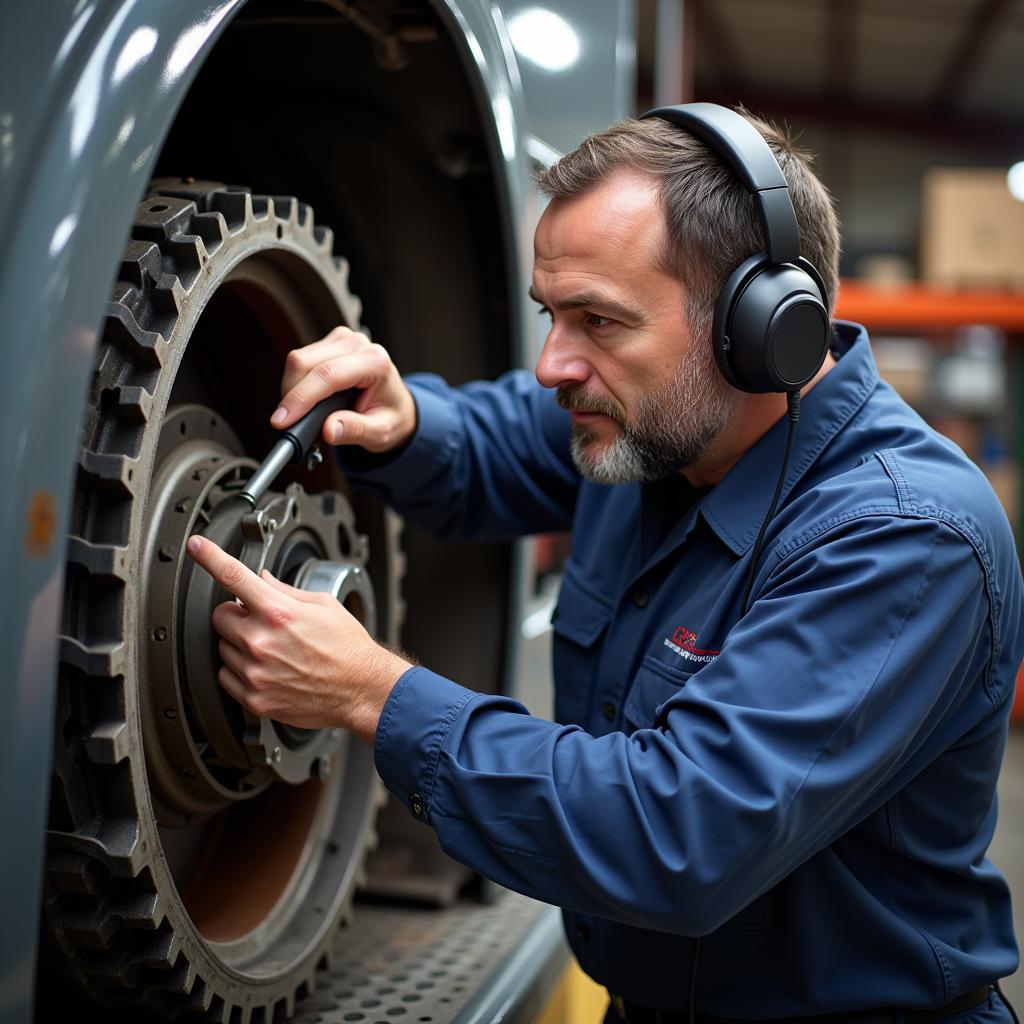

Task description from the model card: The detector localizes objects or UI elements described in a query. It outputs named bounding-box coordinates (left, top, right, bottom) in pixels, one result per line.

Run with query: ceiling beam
left=697, top=82, right=1024, bottom=152
left=929, top=0, right=1013, bottom=112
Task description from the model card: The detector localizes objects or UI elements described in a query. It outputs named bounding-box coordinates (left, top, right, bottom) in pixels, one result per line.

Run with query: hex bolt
left=314, top=755, right=333, bottom=780
left=306, top=445, right=324, bottom=471
left=152, top=626, right=168, bottom=642
left=175, top=497, right=194, bottom=514
left=265, top=746, right=282, bottom=767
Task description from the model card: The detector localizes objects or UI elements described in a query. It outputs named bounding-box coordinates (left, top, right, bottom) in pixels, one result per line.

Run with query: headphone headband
left=640, top=103, right=801, bottom=265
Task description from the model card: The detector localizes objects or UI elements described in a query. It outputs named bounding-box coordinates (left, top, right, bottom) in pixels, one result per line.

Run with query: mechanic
left=187, top=105, right=1024, bottom=1023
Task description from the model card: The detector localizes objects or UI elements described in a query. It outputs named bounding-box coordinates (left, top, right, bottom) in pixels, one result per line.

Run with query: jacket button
left=601, top=701, right=616, bottom=722
left=631, top=591, right=649, bottom=608
left=410, top=793, right=426, bottom=818
left=576, top=921, right=591, bottom=941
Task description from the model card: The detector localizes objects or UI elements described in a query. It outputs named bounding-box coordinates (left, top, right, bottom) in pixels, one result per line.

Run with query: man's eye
left=585, top=312, right=615, bottom=329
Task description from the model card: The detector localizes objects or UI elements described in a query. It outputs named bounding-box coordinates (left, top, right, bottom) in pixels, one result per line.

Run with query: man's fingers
left=217, top=664, right=248, bottom=706
left=321, top=407, right=401, bottom=451
left=188, top=536, right=270, bottom=609
left=274, top=348, right=389, bottom=429
left=218, top=638, right=248, bottom=679
left=280, top=331, right=364, bottom=395
left=211, top=600, right=249, bottom=645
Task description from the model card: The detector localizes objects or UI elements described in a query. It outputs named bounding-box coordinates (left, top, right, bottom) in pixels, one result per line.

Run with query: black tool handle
left=282, top=389, right=359, bottom=462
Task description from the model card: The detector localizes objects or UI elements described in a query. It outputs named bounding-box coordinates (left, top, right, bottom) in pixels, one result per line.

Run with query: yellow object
left=536, top=959, right=609, bottom=1023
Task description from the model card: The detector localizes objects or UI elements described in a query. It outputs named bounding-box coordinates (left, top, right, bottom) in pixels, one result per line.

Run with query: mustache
left=556, top=386, right=626, bottom=427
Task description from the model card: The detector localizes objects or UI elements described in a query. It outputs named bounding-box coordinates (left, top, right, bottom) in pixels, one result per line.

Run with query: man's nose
left=535, top=328, right=590, bottom=390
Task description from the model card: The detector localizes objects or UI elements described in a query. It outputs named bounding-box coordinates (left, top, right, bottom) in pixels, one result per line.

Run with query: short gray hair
left=536, top=111, right=840, bottom=346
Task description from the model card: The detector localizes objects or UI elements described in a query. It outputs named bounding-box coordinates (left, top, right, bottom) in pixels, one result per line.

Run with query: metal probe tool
left=240, top=389, right=359, bottom=507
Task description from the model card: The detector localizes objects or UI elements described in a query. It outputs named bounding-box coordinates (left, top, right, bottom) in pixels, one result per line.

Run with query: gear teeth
left=104, top=302, right=167, bottom=367
left=77, top=449, right=138, bottom=498
left=210, top=188, right=258, bottom=232
left=167, top=956, right=198, bottom=994
left=60, top=905, right=120, bottom=949
left=66, top=535, right=130, bottom=578
left=59, top=636, right=126, bottom=677
left=282, top=991, right=297, bottom=1019
left=66, top=536, right=130, bottom=580
left=187, top=978, right=213, bottom=1013
left=313, top=223, right=333, bottom=252
left=143, top=929, right=181, bottom=968
left=192, top=211, right=230, bottom=253
left=82, top=947, right=145, bottom=989
left=133, top=194, right=197, bottom=243
left=117, top=890, right=162, bottom=930
left=152, top=272, right=187, bottom=316
left=165, top=235, right=206, bottom=290
left=119, top=240, right=164, bottom=288
left=95, top=816, right=144, bottom=875
left=84, top=719, right=130, bottom=764
left=50, top=817, right=143, bottom=877
left=110, top=383, right=154, bottom=424
left=271, top=195, right=297, bottom=222
left=47, top=851, right=108, bottom=895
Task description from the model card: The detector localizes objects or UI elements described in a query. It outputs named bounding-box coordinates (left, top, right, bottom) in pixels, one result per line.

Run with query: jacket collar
left=699, top=321, right=878, bottom=557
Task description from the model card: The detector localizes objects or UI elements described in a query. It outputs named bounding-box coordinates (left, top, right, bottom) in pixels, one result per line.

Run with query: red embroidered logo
left=665, top=626, right=720, bottom=663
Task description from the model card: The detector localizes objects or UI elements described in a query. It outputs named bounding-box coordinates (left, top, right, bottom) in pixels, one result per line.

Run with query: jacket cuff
left=373, top=666, right=482, bottom=824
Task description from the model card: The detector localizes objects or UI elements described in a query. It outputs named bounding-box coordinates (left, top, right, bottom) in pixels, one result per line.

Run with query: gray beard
left=560, top=352, right=734, bottom=485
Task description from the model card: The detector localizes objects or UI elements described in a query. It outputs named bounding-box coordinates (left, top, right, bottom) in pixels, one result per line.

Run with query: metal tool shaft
left=239, top=438, right=295, bottom=507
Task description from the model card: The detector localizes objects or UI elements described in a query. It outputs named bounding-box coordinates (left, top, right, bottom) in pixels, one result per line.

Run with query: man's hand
left=186, top=534, right=411, bottom=744
left=272, top=327, right=417, bottom=453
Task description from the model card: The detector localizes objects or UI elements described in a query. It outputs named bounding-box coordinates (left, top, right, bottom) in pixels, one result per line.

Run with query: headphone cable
left=738, top=391, right=801, bottom=618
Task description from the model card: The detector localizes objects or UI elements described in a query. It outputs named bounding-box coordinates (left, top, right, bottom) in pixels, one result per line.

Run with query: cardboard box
left=920, top=168, right=1024, bottom=290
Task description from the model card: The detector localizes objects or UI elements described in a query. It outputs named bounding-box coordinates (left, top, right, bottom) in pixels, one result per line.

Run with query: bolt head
left=306, top=446, right=324, bottom=471
left=314, top=755, right=333, bottom=780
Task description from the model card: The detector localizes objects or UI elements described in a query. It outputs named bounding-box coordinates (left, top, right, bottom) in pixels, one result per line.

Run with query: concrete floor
left=992, top=725, right=1024, bottom=1005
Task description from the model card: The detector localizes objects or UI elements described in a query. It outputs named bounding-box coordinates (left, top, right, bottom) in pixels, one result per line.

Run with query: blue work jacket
left=347, top=323, right=1023, bottom=1014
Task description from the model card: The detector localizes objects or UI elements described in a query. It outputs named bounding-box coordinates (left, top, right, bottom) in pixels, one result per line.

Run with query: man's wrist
left=341, top=644, right=414, bottom=744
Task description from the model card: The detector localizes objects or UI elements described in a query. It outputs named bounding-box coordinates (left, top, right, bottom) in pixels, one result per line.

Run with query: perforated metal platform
left=293, top=892, right=568, bottom=1024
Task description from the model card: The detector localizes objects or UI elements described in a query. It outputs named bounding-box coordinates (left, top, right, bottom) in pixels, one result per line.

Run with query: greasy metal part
left=293, top=559, right=377, bottom=635
left=45, top=182, right=398, bottom=1022
left=238, top=437, right=293, bottom=507
left=141, top=405, right=269, bottom=822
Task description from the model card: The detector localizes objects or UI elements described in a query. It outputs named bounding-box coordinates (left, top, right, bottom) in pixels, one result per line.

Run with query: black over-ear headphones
left=640, top=102, right=830, bottom=395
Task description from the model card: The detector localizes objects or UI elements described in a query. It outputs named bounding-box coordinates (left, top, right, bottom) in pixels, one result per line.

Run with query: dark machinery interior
left=39, top=2, right=521, bottom=1019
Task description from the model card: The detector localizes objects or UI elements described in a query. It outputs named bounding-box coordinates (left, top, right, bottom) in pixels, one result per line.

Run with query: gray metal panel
left=496, top=0, right=637, bottom=155
left=0, top=8, right=245, bottom=1022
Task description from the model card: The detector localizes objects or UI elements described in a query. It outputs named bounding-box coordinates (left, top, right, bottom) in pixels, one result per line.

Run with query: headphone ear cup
left=713, top=254, right=830, bottom=393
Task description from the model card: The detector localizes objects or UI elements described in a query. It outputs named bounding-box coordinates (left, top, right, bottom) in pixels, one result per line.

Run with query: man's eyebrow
left=527, top=286, right=644, bottom=324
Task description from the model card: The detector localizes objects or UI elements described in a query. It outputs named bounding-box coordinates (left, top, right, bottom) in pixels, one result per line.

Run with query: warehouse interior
left=6, top=0, right=1024, bottom=1021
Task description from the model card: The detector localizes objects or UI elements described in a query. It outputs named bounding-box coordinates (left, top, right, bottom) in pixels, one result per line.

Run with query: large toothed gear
left=42, top=181, right=400, bottom=1022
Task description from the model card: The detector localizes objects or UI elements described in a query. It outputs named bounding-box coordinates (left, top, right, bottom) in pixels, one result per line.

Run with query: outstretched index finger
left=187, top=535, right=270, bottom=610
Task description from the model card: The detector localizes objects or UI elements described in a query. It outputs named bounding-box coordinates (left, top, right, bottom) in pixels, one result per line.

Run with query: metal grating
left=294, top=891, right=559, bottom=1024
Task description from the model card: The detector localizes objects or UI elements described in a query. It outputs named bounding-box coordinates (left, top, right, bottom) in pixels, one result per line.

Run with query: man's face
left=532, top=170, right=734, bottom=484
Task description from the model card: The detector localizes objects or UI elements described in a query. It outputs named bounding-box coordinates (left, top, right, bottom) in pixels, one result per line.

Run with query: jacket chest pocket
left=623, top=657, right=693, bottom=733
left=551, top=566, right=614, bottom=726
